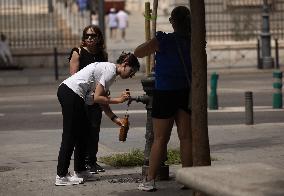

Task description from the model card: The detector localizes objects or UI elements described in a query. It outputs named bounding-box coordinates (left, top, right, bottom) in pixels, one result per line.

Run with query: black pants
left=85, top=103, right=102, bottom=164
left=56, top=84, right=89, bottom=177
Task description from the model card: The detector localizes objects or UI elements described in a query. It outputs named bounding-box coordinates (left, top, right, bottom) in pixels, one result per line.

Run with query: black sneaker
left=94, top=163, right=105, bottom=172
left=89, top=165, right=99, bottom=174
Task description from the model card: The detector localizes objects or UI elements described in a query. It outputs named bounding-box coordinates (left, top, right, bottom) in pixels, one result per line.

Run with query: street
left=0, top=71, right=283, bottom=131
left=0, top=70, right=283, bottom=196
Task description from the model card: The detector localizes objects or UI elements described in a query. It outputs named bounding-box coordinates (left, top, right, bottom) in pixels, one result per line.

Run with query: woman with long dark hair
left=68, top=25, right=107, bottom=176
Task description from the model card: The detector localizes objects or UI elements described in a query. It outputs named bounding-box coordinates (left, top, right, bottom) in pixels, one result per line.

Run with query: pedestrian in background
left=90, top=10, right=99, bottom=26
left=68, top=25, right=107, bottom=175
left=116, top=8, right=128, bottom=41
left=55, top=52, right=140, bottom=186
left=134, top=6, right=192, bottom=191
left=76, top=0, right=88, bottom=16
left=107, top=8, right=118, bottom=40
left=0, top=33, right=13, bottom=67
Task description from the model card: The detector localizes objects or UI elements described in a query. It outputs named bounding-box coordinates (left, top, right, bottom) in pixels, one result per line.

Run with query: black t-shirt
left=68, top=47, right=108, bottom=70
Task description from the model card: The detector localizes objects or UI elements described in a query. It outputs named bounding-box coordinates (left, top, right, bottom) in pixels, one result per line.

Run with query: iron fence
left=205, top=0, right=284, bottom=41
left=0, top=0, right=284, bottom=49
left=0, top=0, right=92, bottom=49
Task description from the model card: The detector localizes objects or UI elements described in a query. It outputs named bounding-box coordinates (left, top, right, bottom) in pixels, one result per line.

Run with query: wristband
left=111, top=115, right=118, bottom=121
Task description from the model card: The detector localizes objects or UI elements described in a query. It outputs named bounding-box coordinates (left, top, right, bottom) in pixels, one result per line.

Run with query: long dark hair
left=171, top=6, right=191, bottom=37
left=80, top=25, right=106, bottom=54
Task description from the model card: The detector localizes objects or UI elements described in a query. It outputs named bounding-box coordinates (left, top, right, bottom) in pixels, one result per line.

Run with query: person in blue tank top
left=134, top=6, right=192, bottom=191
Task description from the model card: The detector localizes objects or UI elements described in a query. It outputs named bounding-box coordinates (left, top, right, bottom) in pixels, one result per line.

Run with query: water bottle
left=119, top=114, right=129, bottom=142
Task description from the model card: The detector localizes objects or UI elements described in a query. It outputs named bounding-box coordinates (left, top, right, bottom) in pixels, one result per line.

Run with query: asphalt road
left=0, top=72, right=283, bottom=131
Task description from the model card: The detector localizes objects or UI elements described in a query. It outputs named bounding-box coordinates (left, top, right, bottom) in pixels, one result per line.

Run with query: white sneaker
left=74, top=170, right=98, bottom=181
left=138, top=179, right=156, bottom=191
left=55, top=173, right=83, bottom=186
left=67, top=173, right=84, bottom=184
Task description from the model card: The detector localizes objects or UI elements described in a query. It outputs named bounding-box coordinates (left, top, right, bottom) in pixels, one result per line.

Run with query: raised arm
left=134, top=38, right=159, bottom=58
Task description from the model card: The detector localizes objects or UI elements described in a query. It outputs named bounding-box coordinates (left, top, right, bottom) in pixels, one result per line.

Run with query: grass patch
left=165, top=148, right=181, bottom=165
left=99, top=149, right=144, bottom=167
left=99, top=148, right=217, bottom=167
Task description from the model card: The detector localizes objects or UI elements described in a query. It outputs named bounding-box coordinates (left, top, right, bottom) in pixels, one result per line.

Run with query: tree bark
left=189, top=1, right=211, bottom=195
left=190, top=0, right=211, bottom=170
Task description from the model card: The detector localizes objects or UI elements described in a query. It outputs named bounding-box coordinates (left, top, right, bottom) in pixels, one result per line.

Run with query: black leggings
left=56, top=84, right=89, bottom=176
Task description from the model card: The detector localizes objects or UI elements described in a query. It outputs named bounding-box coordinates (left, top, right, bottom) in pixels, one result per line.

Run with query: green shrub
left=99, top=149, right=144, bottom=167
left=99, top=148, right=216, bottom=167
left=165, top=149, right=181, bottom=165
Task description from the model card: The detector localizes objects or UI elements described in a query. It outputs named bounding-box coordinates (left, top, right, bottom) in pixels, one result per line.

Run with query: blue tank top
left=154, top=31, right=191, bottom=90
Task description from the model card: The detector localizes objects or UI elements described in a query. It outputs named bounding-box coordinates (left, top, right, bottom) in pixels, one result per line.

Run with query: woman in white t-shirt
left=55, top=52, right=140, bottom=186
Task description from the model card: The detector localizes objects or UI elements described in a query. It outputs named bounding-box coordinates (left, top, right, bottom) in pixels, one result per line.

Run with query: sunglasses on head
left=84, top=33, right=98, bottom=39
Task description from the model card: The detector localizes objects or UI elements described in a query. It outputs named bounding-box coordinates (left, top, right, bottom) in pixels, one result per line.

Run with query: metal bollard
left=245, top=91, right=254, bottom=125
left=272, top=71, right=283, bottom=108
left=209, top=72, right=219, bottom=110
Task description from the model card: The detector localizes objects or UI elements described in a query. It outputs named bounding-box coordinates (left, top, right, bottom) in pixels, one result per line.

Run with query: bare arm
left=69, top=50, right=80, bottom=75
left=93, top=84, right=129, bottom=104
left=134, top=38, right=159, bottom=58
left=100, top=104, right=123, bottom=126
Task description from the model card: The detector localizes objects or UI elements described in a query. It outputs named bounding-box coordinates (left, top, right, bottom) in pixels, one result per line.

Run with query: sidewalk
left=0, top=123, right=283, bottom=196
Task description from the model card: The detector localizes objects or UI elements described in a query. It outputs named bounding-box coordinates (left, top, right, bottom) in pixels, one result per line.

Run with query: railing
left=0, top=0, right=283, bottom=49
left=205, top=0, right=284, bottom=41
left=0, top=0, right=91, bottom=49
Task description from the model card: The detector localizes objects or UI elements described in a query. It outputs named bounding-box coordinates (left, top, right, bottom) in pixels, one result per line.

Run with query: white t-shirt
left=116, top=10, right=128, bottom=29
left=108, top=13, right=118, bottom=28
left=62, top=62, right=116, bottom=105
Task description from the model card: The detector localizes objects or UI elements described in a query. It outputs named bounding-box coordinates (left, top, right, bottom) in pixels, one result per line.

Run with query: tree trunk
left=190, top=1, right=211, bottom=195
left=189, top=1, right=211, bottom=194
